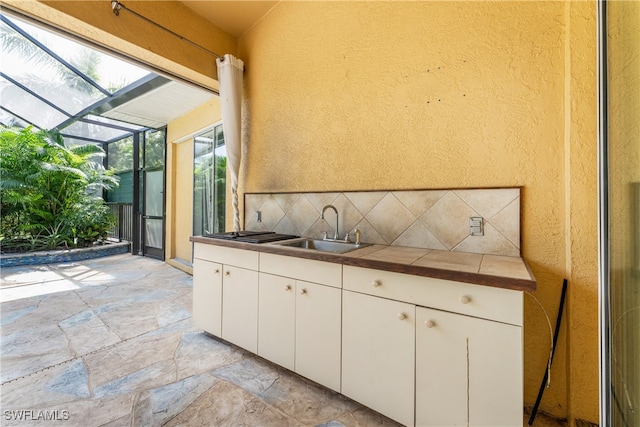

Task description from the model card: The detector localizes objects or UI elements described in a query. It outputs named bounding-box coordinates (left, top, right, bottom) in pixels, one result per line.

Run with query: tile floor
left=1, top=254, right=566, bottom=426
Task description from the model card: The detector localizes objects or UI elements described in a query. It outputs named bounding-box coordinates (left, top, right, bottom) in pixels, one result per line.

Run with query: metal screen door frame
left=139, top=130, right=166, bottom=260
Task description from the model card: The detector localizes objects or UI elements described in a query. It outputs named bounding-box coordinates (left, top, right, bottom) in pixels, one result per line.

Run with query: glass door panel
left=602, top=1, right=640, bottom=425
left=141, top=130, right=165, bottom=259
left=193, top=124, right=226, bottom=237
left=143, top=169, right=164, bottom=258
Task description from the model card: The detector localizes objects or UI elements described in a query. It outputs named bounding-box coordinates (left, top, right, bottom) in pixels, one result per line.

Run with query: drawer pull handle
left=373, top=280, right=381, bottom=287
left=424, top=320, right=436, bottom=328
left=299, top=289, right=307, bottom=295
left=284, top=285, right=291, bottom=291
left=459, top=295, right=471, bottom=304
left=397, top=312, right=407, bottom=320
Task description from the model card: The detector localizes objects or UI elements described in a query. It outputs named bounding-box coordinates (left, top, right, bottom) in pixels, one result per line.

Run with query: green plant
left=64, top=199, right=116, bottom=247
left=0, top=126, right=119, bottom=252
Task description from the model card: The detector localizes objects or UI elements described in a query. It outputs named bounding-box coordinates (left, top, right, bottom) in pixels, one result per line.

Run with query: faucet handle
left=344, top=232, right=351, bottom=243
left=353, top=228, right=362, bottom=245
left=321, top=231, right=328, bottom=240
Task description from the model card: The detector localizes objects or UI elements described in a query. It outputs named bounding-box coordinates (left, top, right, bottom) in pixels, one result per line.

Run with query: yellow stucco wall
left=165, top=99, right=222, bottom=270
left=238, top=2, right=598, bottom=424
left=566, top=1, right=599, bottom=423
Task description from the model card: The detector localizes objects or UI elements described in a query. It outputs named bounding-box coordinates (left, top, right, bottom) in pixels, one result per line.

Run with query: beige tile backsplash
left=245, top=188, right=521, bottom=257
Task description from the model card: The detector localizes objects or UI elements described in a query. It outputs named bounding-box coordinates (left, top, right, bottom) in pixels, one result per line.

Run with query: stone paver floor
left=0, top=254, right=399, bottom=426
left=0, top=254, right=567, bottom=427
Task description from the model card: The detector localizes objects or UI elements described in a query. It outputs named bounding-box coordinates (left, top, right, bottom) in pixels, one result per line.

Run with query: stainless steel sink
left=275, top=238, right=370, bottom=254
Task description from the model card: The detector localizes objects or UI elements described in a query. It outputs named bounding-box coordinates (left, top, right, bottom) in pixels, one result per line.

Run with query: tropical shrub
left=0, top=126, right=119, bottom=252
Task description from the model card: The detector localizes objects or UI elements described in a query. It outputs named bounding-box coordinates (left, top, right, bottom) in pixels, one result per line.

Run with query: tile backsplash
left=244, top=188, right=521, bottom=257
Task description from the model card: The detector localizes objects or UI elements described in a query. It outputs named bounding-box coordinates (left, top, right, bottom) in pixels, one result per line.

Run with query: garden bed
left=0, top=241, right=131, bottom=268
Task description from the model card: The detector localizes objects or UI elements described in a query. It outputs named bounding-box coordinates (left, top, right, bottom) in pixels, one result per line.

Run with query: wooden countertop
left=190, top=236, right=537, bottom=292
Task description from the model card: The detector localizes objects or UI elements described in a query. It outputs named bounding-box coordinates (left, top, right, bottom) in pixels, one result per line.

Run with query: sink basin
left=275, top=238, right=370, bottom=254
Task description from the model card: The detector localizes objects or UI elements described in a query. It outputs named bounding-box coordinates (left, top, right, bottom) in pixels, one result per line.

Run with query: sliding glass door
left=600, top=2, right=640, bottom=426
left=193, top=124, right=226, bottom=237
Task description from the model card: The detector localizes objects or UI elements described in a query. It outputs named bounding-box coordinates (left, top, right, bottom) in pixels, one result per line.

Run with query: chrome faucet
left=321, top=205, right=339, bottom=240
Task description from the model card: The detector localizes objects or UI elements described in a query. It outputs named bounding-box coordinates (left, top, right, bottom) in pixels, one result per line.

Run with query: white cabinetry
left=342, top=265, right=523, bottom=427
left=192, top=243, right=525, bottom=427
left=342, top=290, right=415, bottom=427
left=294, top=279, right=341, bottom=392
left=192, top=258, right=222, bottom=336
left=416, top=306, right=523, bottom=427
left=221, top=265, right=259, bottom=352
left=258, top=253, right=342, bottom=392
left=257, top=272, right=295, bottom=370
left=192, top=243, right=259, bottom=352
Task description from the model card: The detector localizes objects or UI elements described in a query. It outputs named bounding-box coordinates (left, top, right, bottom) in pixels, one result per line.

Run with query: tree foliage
left=0, top=126, right=119, bottom=252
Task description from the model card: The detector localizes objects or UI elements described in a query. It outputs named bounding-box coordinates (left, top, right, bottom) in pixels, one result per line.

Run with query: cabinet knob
left=424, top=320, right=436, bottom=328
left=225, top=270, right=231, bottom=276
left=459, top=295, right=471, bottom=304
left=214, top=269, right=220, bottom=274
left=284, top=285, right=291, bottom=291
left=373, top=280, right=381, bottom=287
left=397, top=312, right=407, bottom=320
left=299, top=289, right=307, bottom=295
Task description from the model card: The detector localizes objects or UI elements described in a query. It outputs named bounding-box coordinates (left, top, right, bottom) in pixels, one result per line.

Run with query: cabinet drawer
left=343, top=266, right=522, bottom=326
left=260, top=253, right=342, bottom=288
left=193, top=243, right=259, bottom=270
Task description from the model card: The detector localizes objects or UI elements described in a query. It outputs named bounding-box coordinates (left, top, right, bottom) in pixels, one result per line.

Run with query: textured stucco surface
left=565, top=2, right=599, bottom=424
left=239, top=2, right=598, bottom=423
left=565, top=2, right=599, bottom=421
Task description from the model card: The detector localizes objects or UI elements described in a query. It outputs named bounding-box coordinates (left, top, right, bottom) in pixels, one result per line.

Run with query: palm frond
left=41, top=129, right=66, bottom=148
left=0, top=26, right=65, bottom=76
left=39, top=162, right=88, bottom=180
left=0, top=178, right=27, bottom=190
left=69, top=144, right=105, bottom=157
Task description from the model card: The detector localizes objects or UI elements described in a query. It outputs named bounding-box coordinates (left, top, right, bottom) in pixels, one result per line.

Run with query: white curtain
left=216, top=54, right=244, bottom=232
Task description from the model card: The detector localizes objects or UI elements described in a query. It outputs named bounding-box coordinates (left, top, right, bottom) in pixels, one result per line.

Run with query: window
left=106, top=136, right=133, bottom=204
left=143, top=129, right=165, bottom=170
left=193, top=124, right=226, bottom=235
left=107, top=136, right=134, bottom=173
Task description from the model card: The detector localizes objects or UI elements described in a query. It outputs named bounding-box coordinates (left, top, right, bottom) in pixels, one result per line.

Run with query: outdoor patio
left=0, top=254, right=400, bottom=426
left=0, top=254, right=565, bottom=426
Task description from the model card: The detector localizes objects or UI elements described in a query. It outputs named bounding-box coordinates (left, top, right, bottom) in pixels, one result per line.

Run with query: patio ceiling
left=0, top=12, right=216, bottom=146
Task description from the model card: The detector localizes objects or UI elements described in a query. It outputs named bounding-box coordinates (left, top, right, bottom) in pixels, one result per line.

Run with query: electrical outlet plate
left=469, top=216, right=484, bottom=236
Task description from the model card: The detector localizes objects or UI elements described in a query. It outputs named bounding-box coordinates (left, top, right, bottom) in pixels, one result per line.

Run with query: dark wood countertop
left=190, top=236, right=537, bottom=292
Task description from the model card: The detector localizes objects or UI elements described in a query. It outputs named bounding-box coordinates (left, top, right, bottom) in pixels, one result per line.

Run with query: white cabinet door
left=192, top=258, right=222, bottom=336
left=221, top=265, right=259, bottom=353
left=416, top=306, right=523, bottom=427
left=258, top=273, right=295, bottom=370
left=342, top=290, right=415, bottom=427
left=295, top=280, right=342, bottom=392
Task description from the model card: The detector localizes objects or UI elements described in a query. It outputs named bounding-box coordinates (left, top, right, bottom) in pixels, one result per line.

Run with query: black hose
left=528, top=278, right=568, bottom=425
